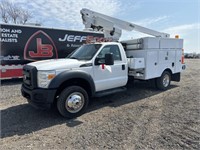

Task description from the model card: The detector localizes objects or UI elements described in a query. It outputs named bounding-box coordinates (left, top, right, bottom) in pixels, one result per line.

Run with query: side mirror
left=105, top=53, right=114, bottom=65
left=95, top=57, right=104, bottom=65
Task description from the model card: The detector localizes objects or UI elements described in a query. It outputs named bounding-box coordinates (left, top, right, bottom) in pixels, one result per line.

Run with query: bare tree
left=19, top=10, right=32, bottom=24
left=0, top=0, right=32, bottom=24
left=7, top=2, right=21, bottom=24
left=0, top=0, right=9, bottom=23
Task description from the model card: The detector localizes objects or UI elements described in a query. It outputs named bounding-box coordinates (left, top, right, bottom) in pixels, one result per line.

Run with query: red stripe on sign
left=0, top=69, right=23, bottom=78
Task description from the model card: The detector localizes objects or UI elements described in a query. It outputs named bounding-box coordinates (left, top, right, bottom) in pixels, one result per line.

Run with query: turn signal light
left=48, top=74, right=56, bottom=80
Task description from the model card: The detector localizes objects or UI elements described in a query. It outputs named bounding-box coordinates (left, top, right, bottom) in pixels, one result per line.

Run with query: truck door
left=93, top=45, right=128, bottom=92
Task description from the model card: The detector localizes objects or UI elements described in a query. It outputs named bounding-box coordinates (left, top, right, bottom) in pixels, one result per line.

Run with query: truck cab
left=21, top=42, right=128, bottom=118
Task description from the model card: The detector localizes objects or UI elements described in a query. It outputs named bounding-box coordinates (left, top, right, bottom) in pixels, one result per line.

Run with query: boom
left=81, top=8, right=170, bottom=40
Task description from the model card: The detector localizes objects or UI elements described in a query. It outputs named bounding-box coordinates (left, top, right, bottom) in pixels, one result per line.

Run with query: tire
left=156, top=71, right=171, bottom=90
left=57, top=86, right=89, bottom=118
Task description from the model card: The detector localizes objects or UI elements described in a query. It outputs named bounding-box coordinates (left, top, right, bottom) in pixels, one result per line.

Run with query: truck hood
left=28, top=59, right=87, bottom=70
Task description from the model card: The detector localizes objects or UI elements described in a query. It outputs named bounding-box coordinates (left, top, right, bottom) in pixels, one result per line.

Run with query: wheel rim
left=163, top=74, right=170, bottom=87
left=65, top=92, right=85, bottom=113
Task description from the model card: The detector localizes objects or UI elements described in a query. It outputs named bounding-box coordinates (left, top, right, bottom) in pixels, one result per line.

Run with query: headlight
left=37, top=70, right=56, bottom=88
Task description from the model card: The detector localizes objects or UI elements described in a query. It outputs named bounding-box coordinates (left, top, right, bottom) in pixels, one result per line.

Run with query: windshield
left=69, top=44, right=102, bottom=60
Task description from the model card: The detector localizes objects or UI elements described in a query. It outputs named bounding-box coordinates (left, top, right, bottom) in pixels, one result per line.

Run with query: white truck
left=21, top=9, right=186, bottom=118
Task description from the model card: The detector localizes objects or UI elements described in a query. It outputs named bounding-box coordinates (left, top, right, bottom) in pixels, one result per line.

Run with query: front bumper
left=21, top=84, right=57, bottom=109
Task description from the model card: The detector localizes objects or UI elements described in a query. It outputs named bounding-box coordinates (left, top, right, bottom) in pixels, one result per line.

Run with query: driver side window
left=97, top=45, right=122, bottom=61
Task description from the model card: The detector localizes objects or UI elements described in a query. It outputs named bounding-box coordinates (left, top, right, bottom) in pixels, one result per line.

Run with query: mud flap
left=172, top=73, right=180, bottom=82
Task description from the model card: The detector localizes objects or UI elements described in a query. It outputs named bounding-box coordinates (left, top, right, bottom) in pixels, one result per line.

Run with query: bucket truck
left=21, top=8, right=185, bottom=118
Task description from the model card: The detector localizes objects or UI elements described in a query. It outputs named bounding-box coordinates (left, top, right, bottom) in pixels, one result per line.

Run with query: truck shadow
left=1, top=81, right=178, bottom=139
left=88, top=80, right=177, bottom=112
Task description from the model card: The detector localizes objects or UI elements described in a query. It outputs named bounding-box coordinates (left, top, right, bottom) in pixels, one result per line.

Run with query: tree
left=19, top=10, right=32, bottom=24
left=0, top=1, right=9, bottom=23
left=0, top=0, right=32, bottom=24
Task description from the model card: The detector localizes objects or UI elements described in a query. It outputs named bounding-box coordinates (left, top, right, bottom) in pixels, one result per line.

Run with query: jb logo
left=24, top=30, right=58, bottom=61
left=29, top=38, right=53, bottom=57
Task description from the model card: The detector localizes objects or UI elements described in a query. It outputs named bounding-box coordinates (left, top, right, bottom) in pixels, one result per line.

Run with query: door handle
left=122, top=64, right=125, bottom=70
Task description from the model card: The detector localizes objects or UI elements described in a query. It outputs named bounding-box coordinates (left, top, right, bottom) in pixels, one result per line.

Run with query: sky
left=1, top=0, right=199, bottom=53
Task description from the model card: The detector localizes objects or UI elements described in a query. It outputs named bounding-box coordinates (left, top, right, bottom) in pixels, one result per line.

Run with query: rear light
left=181, top=49, right=184, bottom=64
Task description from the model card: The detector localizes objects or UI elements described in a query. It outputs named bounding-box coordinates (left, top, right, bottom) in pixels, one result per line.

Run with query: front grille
left=23, top=65, right=37, bottom=89
left=23, top=68, right=31, bottom=86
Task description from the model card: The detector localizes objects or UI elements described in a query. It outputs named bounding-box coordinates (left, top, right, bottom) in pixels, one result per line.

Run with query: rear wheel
left=57, top=86, right=89, bottom=118
left=156, top=71, right=171, bottom=90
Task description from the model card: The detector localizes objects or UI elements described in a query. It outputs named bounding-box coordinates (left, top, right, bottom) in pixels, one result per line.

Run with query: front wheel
left=57, top=86, right=89, bottom=118
left=156, top=71, right=171, bottom=90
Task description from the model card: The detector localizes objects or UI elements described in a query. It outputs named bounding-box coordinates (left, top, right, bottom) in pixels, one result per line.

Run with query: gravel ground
left=0, top=59, right=200, bottom=150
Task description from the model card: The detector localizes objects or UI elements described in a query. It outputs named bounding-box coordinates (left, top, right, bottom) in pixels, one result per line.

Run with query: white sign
left=0, top=28, right=22, bottom=43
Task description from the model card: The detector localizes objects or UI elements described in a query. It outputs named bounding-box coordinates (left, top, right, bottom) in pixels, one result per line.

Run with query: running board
left=95, top=87, right=127, bottom=97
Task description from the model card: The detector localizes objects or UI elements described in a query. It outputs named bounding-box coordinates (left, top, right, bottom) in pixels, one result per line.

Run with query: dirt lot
left=0, top=59, right=200, bottom=150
